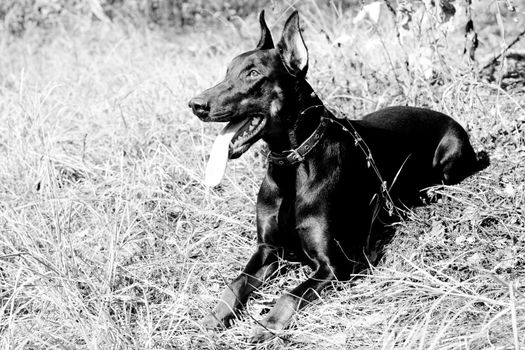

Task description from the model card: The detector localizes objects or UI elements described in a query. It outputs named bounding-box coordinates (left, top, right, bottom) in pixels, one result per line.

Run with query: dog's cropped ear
left=256, top=10, right=274, bottom=50
left=277, top=11, right=308, bottom=77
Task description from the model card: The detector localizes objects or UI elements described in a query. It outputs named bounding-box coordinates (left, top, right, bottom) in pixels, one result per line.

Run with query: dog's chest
left=260, top=181, right=330, bottom=259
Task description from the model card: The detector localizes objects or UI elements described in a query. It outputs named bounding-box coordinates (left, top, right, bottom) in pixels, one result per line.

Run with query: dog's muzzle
left=188, top=97, right=210, bottom=119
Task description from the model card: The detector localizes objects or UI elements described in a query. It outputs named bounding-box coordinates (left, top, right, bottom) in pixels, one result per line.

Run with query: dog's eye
left=248, top=70, right=261, bottom=79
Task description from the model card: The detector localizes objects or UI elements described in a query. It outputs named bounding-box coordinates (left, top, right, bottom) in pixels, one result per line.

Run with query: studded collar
left=268, top=114, right=332, bottom=166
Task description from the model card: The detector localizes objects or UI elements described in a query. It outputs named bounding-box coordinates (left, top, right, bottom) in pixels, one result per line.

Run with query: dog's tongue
left=204, top=119, right=245, bottom=186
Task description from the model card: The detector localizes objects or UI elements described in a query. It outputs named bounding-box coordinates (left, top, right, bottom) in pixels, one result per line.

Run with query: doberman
left=188, top=11, right=489, bottom=342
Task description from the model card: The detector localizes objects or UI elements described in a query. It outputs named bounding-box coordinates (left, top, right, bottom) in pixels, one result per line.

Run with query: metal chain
left=269, top=105, right=402, bottom=217
left=327, top=116, right=401, bottom=217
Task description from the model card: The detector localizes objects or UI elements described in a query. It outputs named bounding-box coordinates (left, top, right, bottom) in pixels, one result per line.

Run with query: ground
left=0, top=3, right=524, bottom=349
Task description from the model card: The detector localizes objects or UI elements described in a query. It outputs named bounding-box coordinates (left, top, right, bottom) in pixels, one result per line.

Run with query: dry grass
left=1, top=2, right=524, bottom=349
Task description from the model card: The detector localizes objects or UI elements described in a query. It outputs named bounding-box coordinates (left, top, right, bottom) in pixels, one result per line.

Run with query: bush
left=0, top=0, right=270, bottom=35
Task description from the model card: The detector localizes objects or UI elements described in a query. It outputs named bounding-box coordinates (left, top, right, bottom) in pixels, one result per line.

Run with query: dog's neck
left=290, top=81, right=325, bottom=148
left=266, top=80, right=326, bottom=153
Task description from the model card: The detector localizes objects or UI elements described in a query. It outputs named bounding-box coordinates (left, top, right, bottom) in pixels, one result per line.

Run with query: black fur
left=188, top=11, right=489, bottom=342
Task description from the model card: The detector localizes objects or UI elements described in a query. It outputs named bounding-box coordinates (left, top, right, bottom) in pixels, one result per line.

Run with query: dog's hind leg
left=433, top=132, right=488, bottom=185
left=201, top=245, right=280, bottom=330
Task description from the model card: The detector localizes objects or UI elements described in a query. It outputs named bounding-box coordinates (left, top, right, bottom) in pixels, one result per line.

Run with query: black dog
left=188, top=11, right=489, bottom=342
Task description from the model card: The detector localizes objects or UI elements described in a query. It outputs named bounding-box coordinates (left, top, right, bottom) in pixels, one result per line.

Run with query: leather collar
left=268, top=117, right=332, bottom=166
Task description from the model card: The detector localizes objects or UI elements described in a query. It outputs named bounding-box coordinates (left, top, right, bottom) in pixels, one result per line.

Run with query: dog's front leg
left=250, top=261, right=335, bottom=342
left=201, top=244, right=279, bottom=329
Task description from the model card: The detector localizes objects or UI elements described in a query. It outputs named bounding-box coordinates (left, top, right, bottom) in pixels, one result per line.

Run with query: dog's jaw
left=229, top=116, right=267, bottom=158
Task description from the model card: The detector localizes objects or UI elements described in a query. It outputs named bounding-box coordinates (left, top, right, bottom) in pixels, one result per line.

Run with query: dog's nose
left=188, top=97, right=210, bottom=117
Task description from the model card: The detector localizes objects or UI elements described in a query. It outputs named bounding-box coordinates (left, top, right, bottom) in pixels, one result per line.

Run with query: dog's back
left=360, top=106, right=464, bottom=144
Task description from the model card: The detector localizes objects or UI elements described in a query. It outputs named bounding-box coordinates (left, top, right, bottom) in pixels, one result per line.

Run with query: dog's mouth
left=204, top=116, right=266, bottom=186
left=229, top=116, right=266, bottom=159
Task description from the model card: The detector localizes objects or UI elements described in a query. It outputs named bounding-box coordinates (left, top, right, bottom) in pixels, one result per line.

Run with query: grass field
left=0, top=2, right=524, bottom=349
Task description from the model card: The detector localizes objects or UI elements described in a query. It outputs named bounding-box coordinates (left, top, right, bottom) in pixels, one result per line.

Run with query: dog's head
left=188, top=10, right=308, bottom=159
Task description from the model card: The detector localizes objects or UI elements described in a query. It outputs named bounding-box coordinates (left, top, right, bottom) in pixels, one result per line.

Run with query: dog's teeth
left=232, top=123, right=261, bottom=148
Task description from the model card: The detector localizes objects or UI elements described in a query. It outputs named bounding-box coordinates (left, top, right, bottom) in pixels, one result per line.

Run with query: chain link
left=327, top=117, right=401, bottom=217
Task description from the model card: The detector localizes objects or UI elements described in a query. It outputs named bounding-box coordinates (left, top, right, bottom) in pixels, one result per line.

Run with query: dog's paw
left=475, top=150, right=490, bottom=171
left=419, top=188, right=441, bottom=205
left=250, top=325, right=277, bottom=343
left=200, top=313, right=230, bottom=330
